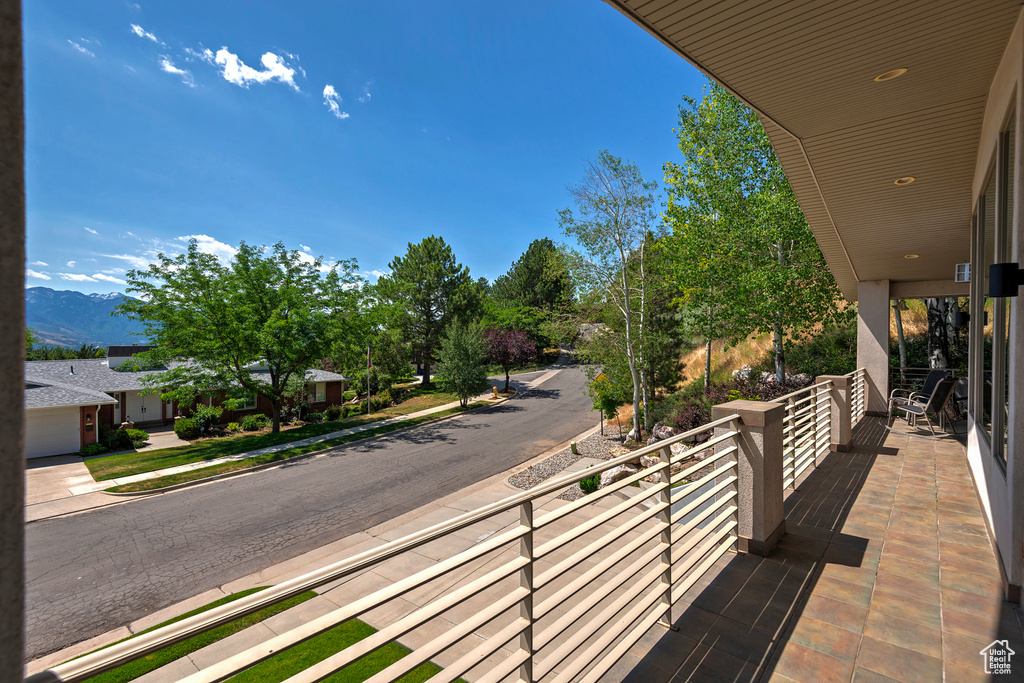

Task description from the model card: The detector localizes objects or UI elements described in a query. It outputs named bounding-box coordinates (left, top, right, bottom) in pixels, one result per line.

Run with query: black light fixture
left=955, top=305, right=970, bottom=327
left=989, top=262, right=1023, bottom=297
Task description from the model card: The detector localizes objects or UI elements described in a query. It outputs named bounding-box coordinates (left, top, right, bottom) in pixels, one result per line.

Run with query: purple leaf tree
left=485, top=328, right=536, bottom=392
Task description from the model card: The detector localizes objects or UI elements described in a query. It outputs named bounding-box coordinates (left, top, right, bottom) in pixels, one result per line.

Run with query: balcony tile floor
left=609, top=417, right=1024, bottom=682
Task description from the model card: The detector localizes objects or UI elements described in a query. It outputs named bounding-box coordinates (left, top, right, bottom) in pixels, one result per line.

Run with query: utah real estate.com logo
left=980, top=639, right=1015, bottom=675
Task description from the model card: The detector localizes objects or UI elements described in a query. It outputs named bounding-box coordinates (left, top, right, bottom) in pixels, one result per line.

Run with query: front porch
left=612, top=417, right=1023, bottom=682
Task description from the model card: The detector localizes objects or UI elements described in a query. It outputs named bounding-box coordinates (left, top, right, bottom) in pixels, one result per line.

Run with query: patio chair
left=892, top=377, right=958, bottom=436
left=887, top=369, right=950, bottom=422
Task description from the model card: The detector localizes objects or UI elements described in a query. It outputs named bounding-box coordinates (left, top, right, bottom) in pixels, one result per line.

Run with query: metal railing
left=888, top=366, right=958, bottom=394
left=850, top=368, right=867, bottom=423
left=31, top=415, right=742, bottom=683
left=771, top=381, right=832, bottom=489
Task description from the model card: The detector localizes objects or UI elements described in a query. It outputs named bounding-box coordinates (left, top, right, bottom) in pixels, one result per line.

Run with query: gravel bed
left=508, top=432, right=630, bottom=501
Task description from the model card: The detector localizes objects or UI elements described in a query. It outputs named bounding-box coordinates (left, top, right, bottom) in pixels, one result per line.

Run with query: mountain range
left=26, top=287, right=149, bottom=348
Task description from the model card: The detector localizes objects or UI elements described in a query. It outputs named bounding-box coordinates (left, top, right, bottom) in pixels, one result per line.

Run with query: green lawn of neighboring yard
left=72, top=587, right=464, bottom=683
left=104, top=402, right=489, bottom=493
left=483, top=348, right=560, bottom=377
left=86, top=386, right=462, bottom=482
left=76, top=587, right=315, bottom=683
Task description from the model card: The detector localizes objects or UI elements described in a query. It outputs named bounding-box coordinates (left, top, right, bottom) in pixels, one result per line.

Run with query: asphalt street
left=25, top=366, right=596, bottom=661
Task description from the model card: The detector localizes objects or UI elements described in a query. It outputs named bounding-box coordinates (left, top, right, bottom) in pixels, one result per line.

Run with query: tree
left=117, top=240, right=361, bottom=433
left=492, top=238, right=572, bottom=310
left=375, top=236, right=480, bottom=386
left=926, top=297, right=951, bottom=368
left=436, top=321, right=490, bottom=407
left=485, top=327, right=536, bottom=392
left=560, top=150, right=660, bottom=441
left=665, top=81, right=845, bottom=385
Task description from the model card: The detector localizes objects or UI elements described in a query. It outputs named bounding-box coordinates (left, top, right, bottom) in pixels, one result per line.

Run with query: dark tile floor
left=609, top=417, right=1024, bottom=682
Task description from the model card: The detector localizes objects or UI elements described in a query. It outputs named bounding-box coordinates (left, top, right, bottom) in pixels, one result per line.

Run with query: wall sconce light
left=989, top=263, right=1022, bottom=297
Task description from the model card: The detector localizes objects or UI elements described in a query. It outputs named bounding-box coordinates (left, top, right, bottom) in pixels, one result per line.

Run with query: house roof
left=23, top=359, right=349, bottom=395
left=25, top=380, right=117, bottom=411
left=606, top=0, right=1021, bottom=300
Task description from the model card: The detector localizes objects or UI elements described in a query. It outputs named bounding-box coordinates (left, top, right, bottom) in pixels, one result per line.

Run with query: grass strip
left=228, top=618, right=466, bottom=683
left=74, top=587, right=316, bottom=682
left=87, top=386, right=461, bottom=481
left=106, top=402, right=489, bottom=493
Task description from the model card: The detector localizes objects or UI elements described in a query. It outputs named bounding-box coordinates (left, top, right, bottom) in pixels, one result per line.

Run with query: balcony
left=28, top=371, right=1023, bottom=683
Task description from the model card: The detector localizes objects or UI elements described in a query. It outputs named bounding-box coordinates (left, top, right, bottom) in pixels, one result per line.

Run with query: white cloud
left=322, top=85, right=349, bottom=120
left=184, top=47, right=215, bottom=64
left=124, top=64, right=136, bottom=72
left=26, top=269, right=51, bottom=280
left=300, top=244, right=311, bottom=252
left=104, top=253, right=158, bottom=269
left=100, top=267, right=126, bottom=275
left=92, top=273, right=127, bottom=285
left=214, top=49, right=299, bottom=91
left=159, top=57, right=194, bottom=87
left=358, top=84, right=372, bottom=103
left=31, top=260, right=48, bottom=267
left=84, top=226, right=99, bottom=235
left=68, top=40, right=95, bottom=57
left=66, top=260, right=76, bottom=268
left=177, top=234, right=238, bottom=262
left=130, top=24, right=162, bottom=44
left=59, top=273, right=97, bottom=282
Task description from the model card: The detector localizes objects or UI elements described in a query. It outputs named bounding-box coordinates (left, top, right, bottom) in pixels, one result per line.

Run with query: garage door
left=25, top=408, right=80, bottom=459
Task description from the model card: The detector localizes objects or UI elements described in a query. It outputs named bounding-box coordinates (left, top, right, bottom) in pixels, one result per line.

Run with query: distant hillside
left=26, top=287, right=149, bottom=348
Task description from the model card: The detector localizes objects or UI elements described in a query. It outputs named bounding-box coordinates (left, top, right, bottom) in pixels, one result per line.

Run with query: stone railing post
left=816, top=375, right=852, bottom=453
left=711, top=400, right=786, bottom=556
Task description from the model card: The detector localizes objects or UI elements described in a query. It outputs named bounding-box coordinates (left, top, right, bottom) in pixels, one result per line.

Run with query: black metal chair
left=888, top=369, right=950, bottom=423
left=892, top=377, right=958, bottom=436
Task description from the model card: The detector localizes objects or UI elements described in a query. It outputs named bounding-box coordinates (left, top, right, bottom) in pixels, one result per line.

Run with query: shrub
left=79, top=443, right=108, bottom=457
left=174, top=418, right=201, bottom=440
left=192, top=404, right=223, bottom=432
left=324, top=405, right=343, bottom=421
left=227, top=422, right=240, bottom=432
left=343, top=390, right=356, bottom=401
left=306, top=412, right=325, bottom=424
left=105, top=428, right=134, bottom=451
left=580, top=472, right=600, bottom=494
left=379, top=390, right=392, bottom=406
left=389, top=385, right=409, bottom=403
left=125, top=428, right=149, bottom=443
left=241, top=413, right=270, bottom=431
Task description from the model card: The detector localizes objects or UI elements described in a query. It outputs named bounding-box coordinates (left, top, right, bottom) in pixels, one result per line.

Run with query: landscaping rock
left=600, top=465, right=638, bottom=488
left=640, top=454, right=661, bottom=470
left=732, top=365, right=753, bottom=381
left=646, top=423, right=678, bottom=445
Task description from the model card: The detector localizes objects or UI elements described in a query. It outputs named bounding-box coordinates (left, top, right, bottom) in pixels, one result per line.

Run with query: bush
left=192, top=404, right=223, bottom=432
left=306, top=412, right=325, bottom=424
left=105, top=428, right=134, bottom=451
left=324, top=405, right=343, bottom=421
left=175, top=417, right=201, bottom=440
left=580, top=472, right=600, bottom=494
left=379, top=390, right=392, bottom=406
left=358, top=396, right=387, bottom=414
left=227, top=422, right=240, bottom=432
left=343, top=390, right=356, bottom=401
left=241, top=413, right=270, bottom=431
left=125, top=428, right=149, bottom=449
left=389, top=385, right=409, bottom=403
left=80, top=442, right=108, bottom=457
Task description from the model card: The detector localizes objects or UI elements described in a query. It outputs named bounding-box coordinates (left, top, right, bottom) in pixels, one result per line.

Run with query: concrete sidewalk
left=25, top=369, right=562, bottom=523
left=26, top=420, right=606, bottom=680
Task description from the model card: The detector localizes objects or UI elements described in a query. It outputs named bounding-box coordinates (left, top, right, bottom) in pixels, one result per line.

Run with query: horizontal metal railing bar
left=540, top=572, right=666, bottom=681
left=669, top=463, right=736, bottom=506
left=280, top=562, right=528, bottom=682
left=473, top=648, right=529, bottom=683
left=670, top=487, right=737, bottom=529
left=179, top=526, right=531, bottom=682
left=535, top=501, right=665, bottom=591
left=535, top=486, right=665, bottom=561
left=535, top=545, right=664, bottom=652
left=535, top=524, right=664, bottom=621
left=671, top=445, right=737, bottom=484
left=429, top=618, right=527, bottom=683
left=363, top=586, right=526, bottom=683
left=579, top=603, right=667, bottom=683
left=770, top=380, right=833, bottom=404
left=670, top=429, right=740, bottom=464
left=35, top=415, right=740, bottom=683
left=535, top=463, right=662, bottom=528
left=548, top=588, right=667, bottom=683
left=671, top=515, right=739, bottom=580
left=670, top=531, right=736, bottom=603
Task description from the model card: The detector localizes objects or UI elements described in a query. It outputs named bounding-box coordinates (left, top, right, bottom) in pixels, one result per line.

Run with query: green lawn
left=483, top=348, right=560, bottom=378
left=105, top=401, right=489, bottom=493
left=77, top=587, right=316, bottom=683
left=87, top=385, right=462, bottom=482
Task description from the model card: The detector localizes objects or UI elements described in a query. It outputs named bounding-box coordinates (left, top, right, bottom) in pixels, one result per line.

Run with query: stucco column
left=0, top=0, right=24, bottom=673
left=816, top=375, right=852, bottom=452
left=856, top=280, right=890, bottom=415
left=711, top=400, right=786, bottom=556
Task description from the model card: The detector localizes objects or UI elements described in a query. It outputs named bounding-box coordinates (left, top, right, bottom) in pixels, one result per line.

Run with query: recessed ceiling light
left=874, top=68, right=908, bottom=82
left=904, top=254, right=920, bottom=259
left=894, top=176, right=916, bottom=186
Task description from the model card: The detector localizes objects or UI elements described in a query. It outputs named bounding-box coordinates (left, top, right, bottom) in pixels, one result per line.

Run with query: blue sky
left=24, top=1, right=706, bottom=295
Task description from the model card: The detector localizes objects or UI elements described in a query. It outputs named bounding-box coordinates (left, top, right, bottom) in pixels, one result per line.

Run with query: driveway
left=25, top=366, right=597, bottom=660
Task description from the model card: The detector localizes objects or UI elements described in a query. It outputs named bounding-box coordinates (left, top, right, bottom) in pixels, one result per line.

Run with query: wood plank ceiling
left=606, top=0, right=1023, bottom=300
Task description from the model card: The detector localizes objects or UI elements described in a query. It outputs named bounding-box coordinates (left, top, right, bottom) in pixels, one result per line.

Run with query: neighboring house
left=22, top=345, right=349, bottom=459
